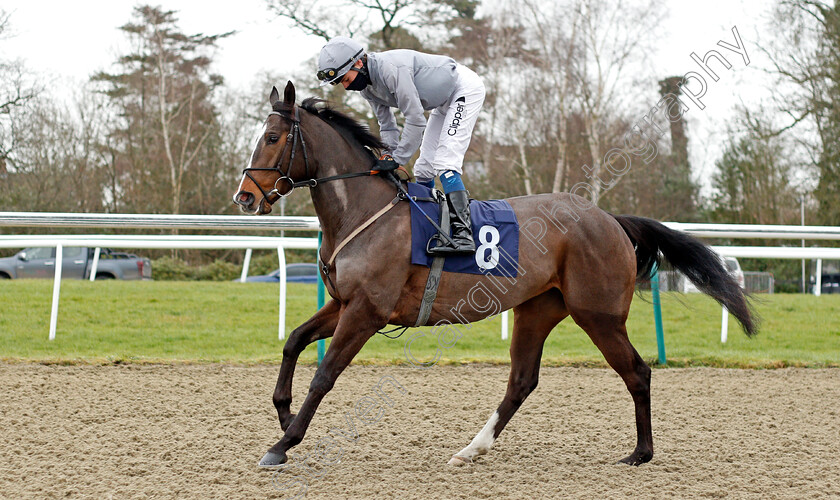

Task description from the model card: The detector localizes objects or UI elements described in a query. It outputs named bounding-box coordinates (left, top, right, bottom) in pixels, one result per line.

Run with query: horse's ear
left=269, top=86, right=280, bottom=106
left=283, top=81, right=295, bottom=105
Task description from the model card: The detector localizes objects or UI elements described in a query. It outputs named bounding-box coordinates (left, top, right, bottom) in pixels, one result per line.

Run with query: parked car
left=682, top=255, right=745, bottom=293
left=810, top=273, right=840, bottom=294
left=243, top=263, right=319, bottom=283
left=0, top=247, right=152, bottom=280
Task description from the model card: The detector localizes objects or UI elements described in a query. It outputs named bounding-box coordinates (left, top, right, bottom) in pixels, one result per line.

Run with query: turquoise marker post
left=650, top=262, right=666, bottom=365
left=316, top=232, right=326, bottom=365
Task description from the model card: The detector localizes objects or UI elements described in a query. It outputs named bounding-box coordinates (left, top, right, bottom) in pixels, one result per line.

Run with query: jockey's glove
left=375, top=154, right=400, bottom=172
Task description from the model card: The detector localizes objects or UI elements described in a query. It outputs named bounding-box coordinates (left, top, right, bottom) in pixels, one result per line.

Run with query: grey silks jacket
left=360, top=50, right=458, bottom=166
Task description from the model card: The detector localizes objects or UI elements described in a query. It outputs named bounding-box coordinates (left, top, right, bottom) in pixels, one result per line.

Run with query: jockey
left=317, top=36, right=486, bottom=255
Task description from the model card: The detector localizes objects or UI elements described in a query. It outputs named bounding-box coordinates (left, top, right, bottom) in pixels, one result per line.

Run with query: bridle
left=241, top=106, right=311, bottom=206
left=240, top=105, right=387, bottom=206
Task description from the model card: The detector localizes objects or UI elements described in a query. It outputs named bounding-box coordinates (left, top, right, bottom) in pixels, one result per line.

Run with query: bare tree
left=520, top=0, right=582, bottom=193
left=264, top=0, right=454, bottom=49
left=574, top=0, right=665, bottom=204
left=0, top=9, right=41, bottom=172
left=0, top=92, right=110, bottom=213
left=446, top=0, right=541, bottom=195
left=760, top=0, right=840, bottom=224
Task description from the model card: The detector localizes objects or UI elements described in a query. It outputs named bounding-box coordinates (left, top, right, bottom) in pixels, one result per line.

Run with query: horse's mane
left=273, top=98, right=386, bottom=156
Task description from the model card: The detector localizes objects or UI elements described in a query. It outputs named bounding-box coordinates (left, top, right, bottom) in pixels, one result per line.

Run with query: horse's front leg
left=274, top=299, right=342, bottom=431
left=260, top=299, right=382, bottom=467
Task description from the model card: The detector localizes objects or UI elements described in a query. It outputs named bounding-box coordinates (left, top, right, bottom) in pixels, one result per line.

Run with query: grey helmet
left=317, top=36, right=365, bottom=86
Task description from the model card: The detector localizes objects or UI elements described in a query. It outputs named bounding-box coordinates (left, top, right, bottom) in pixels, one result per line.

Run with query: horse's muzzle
left=233, top=190, right=271, bottom=214
left=232, top=190, right=253, bottom=209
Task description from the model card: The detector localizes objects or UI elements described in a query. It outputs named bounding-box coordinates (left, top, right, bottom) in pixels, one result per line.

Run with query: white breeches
left=414, top=64, right=486, bottom=180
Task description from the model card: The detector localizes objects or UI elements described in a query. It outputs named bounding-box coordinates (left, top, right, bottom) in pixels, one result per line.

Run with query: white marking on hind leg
left=448, top=411, right=499, bottom=465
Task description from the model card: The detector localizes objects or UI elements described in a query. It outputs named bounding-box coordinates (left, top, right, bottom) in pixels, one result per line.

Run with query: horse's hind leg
left=572, top=309, right=653, bottom=466
left=273, top=299, right=341, bottom=431
left=448, top=289, right=567, bottom=465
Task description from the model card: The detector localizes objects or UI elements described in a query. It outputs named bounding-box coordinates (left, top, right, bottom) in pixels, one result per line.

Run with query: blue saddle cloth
left=408, top=183, right=520, bottom=277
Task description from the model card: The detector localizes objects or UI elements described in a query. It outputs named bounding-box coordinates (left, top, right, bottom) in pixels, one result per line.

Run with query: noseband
left=241, top=106, right=311, bottom=205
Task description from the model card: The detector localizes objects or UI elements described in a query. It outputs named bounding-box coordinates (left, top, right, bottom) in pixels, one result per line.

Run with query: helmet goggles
left=317, top=48, right=364, bottom=85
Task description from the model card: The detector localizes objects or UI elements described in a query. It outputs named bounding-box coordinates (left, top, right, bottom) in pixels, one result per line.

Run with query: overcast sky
left=3, top=0, right=777, bottom=193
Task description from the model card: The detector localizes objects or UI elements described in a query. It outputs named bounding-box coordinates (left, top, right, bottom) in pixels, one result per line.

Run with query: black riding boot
left=430, top=190, right=476, bottom=255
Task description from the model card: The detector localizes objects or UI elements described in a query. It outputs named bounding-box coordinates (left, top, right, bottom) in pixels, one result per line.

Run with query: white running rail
left=0, top=212, right=320, bottom=341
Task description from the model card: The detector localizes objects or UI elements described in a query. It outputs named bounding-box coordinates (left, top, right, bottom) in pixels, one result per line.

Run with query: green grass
left=0, top=280, right=838, bottom=367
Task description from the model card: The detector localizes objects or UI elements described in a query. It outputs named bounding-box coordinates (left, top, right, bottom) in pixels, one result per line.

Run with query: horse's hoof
left=616, top=450, right=652, bottom=466
left=447, top=455, right=472, bottom=466
left=259, top=450, right=288, bottom=467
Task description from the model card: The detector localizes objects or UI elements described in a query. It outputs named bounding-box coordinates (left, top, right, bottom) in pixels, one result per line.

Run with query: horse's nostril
left=235, top=191, right=254, bottom=206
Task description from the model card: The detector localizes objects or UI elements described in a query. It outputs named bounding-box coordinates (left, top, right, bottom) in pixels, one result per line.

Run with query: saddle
left=403, top=182, right=520, bottom=327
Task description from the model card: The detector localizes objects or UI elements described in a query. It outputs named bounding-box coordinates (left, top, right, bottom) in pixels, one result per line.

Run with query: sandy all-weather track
left=0, top=363, right=838, bottom=499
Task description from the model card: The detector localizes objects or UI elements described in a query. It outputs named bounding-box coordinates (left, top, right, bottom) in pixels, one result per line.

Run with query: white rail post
left=240, top=248, right=252, bottom=283
left=277, top=246, right=287, bottom=340
left=720, top=305, right=729, bottom=343
left=815, top=258, right=822, bottom=296
left=89, top=247, right=101, bottom=281
left=49, top=244, right=63, bottom=340
left=501, top=310, right=509, bottom=340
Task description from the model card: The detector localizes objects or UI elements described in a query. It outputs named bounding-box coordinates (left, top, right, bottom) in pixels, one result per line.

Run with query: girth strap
left=415, top=190, right=450, bottom=327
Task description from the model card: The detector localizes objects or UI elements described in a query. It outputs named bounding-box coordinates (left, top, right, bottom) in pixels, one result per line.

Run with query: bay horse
left=233, top=82, right=756, bottom=468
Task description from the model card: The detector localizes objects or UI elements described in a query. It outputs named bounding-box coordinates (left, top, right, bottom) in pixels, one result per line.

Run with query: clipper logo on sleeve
left=447, top=97, right=466, bottom=136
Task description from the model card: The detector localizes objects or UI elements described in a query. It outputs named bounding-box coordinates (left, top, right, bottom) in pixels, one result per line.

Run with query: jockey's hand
left=375, top=154, right=399, bottom=172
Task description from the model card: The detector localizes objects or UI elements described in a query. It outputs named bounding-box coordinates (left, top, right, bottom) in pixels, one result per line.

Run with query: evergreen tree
left=708, top=113, right=799, bottom=225
left=92, top=5, right=232, bottom=214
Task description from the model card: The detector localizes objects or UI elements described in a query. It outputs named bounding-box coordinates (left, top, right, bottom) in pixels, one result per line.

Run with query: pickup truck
left=0, top=247, right=152, bottom=280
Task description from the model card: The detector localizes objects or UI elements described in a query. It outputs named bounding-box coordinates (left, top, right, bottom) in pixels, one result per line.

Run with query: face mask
left=346, top=69, right=370, bottom=91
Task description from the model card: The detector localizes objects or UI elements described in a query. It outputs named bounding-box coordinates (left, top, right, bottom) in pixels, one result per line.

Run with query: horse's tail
left=611, top=214, right=758, bottom=337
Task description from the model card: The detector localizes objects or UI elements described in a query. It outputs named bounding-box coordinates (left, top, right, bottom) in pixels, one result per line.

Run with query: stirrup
left=426, top=234, right=446, bottom=254
left=427, top=236, right=475, bottom=255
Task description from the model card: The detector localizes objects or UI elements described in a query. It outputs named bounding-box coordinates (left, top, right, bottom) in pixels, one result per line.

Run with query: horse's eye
left=267, top=135, right=280, bottom=144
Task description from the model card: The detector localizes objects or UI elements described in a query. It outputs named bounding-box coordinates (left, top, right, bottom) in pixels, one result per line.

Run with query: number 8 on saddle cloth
left=407, top=183, right=521, bottom=277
